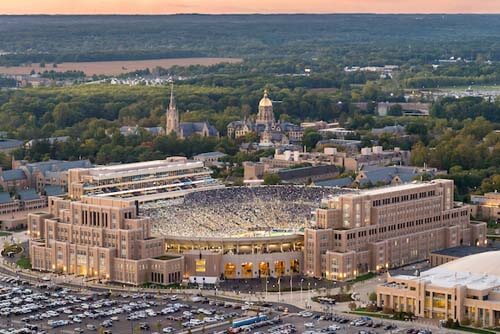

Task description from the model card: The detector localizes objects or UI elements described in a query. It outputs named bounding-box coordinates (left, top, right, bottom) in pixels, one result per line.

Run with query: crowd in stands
left=142, top=186, right=349, bottom=238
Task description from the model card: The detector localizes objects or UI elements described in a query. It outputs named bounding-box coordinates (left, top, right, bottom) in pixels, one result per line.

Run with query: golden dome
left=259, top=89, right=273, bottom=108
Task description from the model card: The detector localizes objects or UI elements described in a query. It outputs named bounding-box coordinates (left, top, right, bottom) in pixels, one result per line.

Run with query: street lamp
left=278, top=277, right=281, bottom=302
left=300, top=278, right=304, bottom=304
left=307, top=282, right=311, bottom=309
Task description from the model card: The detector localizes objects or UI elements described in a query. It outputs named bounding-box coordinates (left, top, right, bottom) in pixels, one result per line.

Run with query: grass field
left=0, top=57, right=243, bottom=76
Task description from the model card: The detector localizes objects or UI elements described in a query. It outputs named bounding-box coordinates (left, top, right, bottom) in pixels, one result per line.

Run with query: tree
left=303, top=129, right=322, bottom=151
left=348, top=301, right=357, bottom=311
left=368, top=292, right=377, bottom=302
left=410, top=141, right=428, bottom=167
left=263, top=173, right=281, bottom=185
left=387, top=104, right=403, bottom=116
left=479, top=174, right=500, bottom=194
left=362, top=81, right=380, bottom=101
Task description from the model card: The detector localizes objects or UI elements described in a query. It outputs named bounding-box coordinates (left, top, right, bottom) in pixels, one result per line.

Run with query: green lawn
left=0, top=231, right=11, bottom=237
left=451, top=326, right=497, bottom=334
left=16, top=255, right=31, bottom=269
left=349, top=272, right=377, bottom=283
left=351, top=310, right=393, bottom=320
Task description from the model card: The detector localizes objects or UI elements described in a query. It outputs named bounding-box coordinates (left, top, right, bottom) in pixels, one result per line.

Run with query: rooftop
left=193, top=151, right=227, bottom=159
left=86, top=158, right=203, bottom=178
left=0, top=139, right=23, bottom=150
left=355, top=181, right=434, bottom=196
left=18, top=189, right=40, bottom=201
left=393, top=250, right=500, bottom=290
left=431, top=246, right=498, bottom=258
left=1, top=169, right=27, bottom=181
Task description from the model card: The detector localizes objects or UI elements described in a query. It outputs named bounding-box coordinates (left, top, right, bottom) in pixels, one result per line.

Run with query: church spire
left=166, top=82, right=180, bottom=136
left=169, top=82, right=176, bottom=110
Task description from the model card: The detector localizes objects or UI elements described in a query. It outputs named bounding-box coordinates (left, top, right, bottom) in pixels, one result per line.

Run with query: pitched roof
left=18, top=189, right=40, bottom=201
left=44, top=185, right=66, bottom=196
left=180, top=122, right=218, bottom=137
left=25, top=159, right=92, bottom=175
left=314, top=177, right=353, bottom=188
left=1, top=169, right=27, bottom=182
left=0, top=192, right=12, bottom=204
left=357, top=166, right=433, bottom=185
left=279, top=165, right=338, bottom=181
left=0, top=139, right=23, bottom=150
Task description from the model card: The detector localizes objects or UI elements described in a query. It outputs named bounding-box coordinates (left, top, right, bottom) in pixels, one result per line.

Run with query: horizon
left=1, top=0, right=500, bottom=15
left=2, top=13, right=500, bottom=16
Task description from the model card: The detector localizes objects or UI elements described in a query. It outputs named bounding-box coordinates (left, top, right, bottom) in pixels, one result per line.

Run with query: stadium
left=141, top=186, right=351, bottom=280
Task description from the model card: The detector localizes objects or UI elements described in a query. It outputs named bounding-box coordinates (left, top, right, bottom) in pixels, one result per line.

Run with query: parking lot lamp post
left=265, top=280, right=269, bottom=300
left=307, top=282, right=311, bottom=308
left=278, top=277, right=281, bottom=302
left=300, top=278, right=303, bottom=300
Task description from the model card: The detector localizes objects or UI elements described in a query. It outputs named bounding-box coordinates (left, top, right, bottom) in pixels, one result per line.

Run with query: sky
left=1, top=0, right=500, bottom=14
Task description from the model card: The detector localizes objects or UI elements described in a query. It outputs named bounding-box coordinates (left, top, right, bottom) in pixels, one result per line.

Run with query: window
left=196, top=259, right=206, bottom=273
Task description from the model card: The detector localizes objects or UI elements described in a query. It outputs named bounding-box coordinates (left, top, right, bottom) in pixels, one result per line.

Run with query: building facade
left=303, top=180, right=487, bottom=281
left=165, top=84, right=219, bottom=139
left=227, top=89, right=304, bottom=146
left=470, top=192, right=500, bottom=222
left=377, top=251, right=500, bottom=327
left=28, top=196, right=183, bottom=286
left=67, top=157, right=224, bottom=203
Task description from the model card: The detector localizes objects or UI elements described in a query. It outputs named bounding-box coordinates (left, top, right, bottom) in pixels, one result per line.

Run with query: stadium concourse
left=142, top=185, right=352, bottom=238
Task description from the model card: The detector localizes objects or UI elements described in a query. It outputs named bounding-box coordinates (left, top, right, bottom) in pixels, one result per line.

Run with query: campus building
left=227, top=90, right=304, bottom=146
left=470, top=192, right=500, bottom=222
left=28, top=196, right=184, bottom=286
left=27, top=178, right=488, bottom=285
left=303, top=179, right=487, bottom=281
left=67, top=157, right=224, bottom=203
left=165, top=84, right=219, bottom=139
left=377, top=251, right=500, bottom=327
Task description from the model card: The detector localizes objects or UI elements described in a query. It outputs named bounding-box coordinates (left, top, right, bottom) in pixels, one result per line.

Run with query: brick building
left=304, top=180, right=487, bottom=280
left=28, top=196, right=183, bottom=286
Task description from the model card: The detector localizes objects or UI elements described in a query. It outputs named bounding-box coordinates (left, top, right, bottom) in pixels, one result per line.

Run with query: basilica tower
left=166, top=83, right=180, bottom=136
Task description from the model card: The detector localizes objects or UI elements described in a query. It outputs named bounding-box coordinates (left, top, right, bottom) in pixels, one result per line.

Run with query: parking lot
left=0, top=272, right=444, bottom=334
left=229, top=310, right=436, bottom=334
left=0, top=274, right=251, bottom=334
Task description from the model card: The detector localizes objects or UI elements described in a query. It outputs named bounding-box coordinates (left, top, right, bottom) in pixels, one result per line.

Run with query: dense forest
left=0, top=15, right=498, bottom=199
left=0, top=15, right=499, bottom=66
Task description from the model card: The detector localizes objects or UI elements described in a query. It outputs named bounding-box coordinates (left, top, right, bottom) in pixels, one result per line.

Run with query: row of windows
left=372, top=190, right=437, bottom=207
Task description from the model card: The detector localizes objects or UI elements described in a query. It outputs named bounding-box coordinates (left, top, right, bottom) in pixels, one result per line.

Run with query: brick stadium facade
left=304, top=179, right=487, bottom=280
left=27, top=179, right=486, bottom=285
left=28, top=196, right=183, bottom=285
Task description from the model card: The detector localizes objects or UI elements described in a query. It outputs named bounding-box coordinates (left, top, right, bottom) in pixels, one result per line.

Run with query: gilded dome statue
left=256, top=89, right=275, bottom=125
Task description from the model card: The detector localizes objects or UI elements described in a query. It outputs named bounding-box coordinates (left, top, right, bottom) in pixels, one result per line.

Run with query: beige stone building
left=470, top=192, right=500, bottom=222
left=304, top=180, right=487, bottom=281
left=377, top=251, right=500, bottom=327
left=164, top=235, right=303, bottom=280
left=67, top=157, right=223, bottom=203
left=28, top=196, right=183, bottom=286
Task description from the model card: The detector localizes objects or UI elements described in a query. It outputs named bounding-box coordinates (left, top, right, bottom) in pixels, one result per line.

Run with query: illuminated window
left=195, top=259, right=206, bottom=273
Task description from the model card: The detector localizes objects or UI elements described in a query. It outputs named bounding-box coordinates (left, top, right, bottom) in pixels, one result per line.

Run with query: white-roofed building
left=67, top=157, right=224, bottom=203
left=377, top=250, right=500, bottom=327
